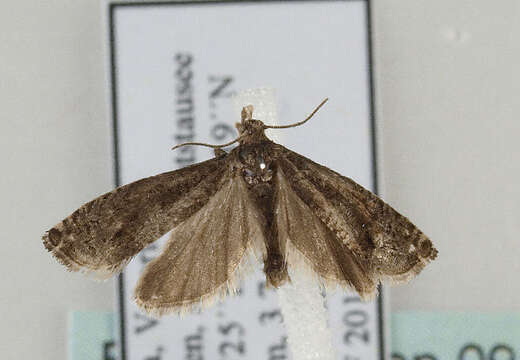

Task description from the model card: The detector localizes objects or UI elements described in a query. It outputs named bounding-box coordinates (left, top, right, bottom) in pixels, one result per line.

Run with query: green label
left=391, top=312, right=520, bottom=360
left=69, top=311, right=115, bottom=360
left=68, top=311, right=520, bottom=360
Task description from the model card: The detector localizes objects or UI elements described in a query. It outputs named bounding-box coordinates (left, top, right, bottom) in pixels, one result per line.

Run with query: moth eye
left=260, top=163, right=266, bottom=170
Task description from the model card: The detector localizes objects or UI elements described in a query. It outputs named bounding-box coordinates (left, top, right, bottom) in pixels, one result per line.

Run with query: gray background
left=1, top=0, right=518, bottom=359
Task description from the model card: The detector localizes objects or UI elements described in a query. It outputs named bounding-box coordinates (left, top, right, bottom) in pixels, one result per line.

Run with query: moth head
left=234, top=105, right=267, bottom=143
left=171, top=99, right=328, bottom=152
left=237, top=98, right=328, bottom=134
left=235, top=120, right=267, bottom=142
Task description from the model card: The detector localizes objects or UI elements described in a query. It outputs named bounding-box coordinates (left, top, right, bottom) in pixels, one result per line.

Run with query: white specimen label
left=106, top=1, right=385, bottom=360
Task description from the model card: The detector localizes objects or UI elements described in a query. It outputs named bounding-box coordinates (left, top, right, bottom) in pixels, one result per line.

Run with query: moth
left=43, top=99, right=437, bottom=315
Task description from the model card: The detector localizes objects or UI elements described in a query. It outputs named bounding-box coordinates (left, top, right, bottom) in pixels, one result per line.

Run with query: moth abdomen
left=264, top=252, right=290, bottom=288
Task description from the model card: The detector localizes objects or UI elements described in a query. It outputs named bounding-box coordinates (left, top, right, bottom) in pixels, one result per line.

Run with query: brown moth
left=43, top=99, right=437, bottom=315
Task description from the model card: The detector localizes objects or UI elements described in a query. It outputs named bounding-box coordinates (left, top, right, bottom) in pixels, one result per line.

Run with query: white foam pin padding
left=278, top=267, right=336, bottom=360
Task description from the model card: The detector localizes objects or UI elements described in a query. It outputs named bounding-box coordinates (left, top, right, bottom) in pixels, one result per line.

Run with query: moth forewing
left=277, top=144, right=437, bottom=285
left=42, top=156, right=227, bottom=279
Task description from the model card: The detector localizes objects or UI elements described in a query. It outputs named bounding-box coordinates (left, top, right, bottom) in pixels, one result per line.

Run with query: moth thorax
left=239, top=147, right=273, bottom=185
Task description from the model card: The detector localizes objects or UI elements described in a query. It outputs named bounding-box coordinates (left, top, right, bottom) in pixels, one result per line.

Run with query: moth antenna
left=264, top=98, right=329, bottom=129
left=171, top=134, right=244, bottom=151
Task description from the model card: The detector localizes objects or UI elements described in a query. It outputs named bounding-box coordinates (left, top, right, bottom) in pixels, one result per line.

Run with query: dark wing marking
left=42, top=156, right=229, bottom=278
left=274, top=168, right=377, bottom=298
left=134, top=175, right=266, bottom=315
left=273, top=143, right=437, bottom=289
